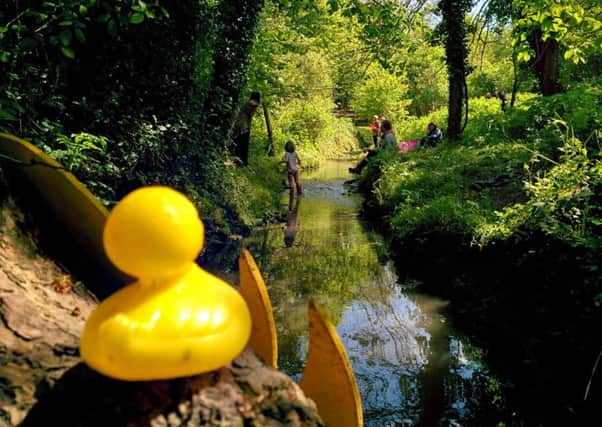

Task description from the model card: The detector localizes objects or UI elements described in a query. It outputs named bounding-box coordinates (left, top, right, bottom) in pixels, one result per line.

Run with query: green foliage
left=52, top=132, right=108, bottom=170
left=437, top=0, right=473, bottom=139
left=350, top=63, right=410, bottom=123
left=2, top=0, right=600, bottom=243
left=361, top=81, right=601, bottom=252
left=366, top=132, right=527, bottom=241
left=328, top=0, right=418, bottom=73
left=467, top=28, right=514, bottom=96
left=0, top=1, right=168, bottom=63
left=402, top=41, right=448, bottom=116
left=394, top=107, right=449, bottom=142
left=246, top=2, right=358, bottom=166
left=222, top=156, right=282, bottom=225
left=480, top=122, right=602, bottom=249
left=252, top=97, right=357, bottom=168
left=513, top=0, right=602, bottom=65
left=1, top=0, right=279, bottom=235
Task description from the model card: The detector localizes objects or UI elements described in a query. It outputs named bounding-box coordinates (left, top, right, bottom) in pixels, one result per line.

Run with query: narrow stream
left=242, top=160, right=508, bottom=426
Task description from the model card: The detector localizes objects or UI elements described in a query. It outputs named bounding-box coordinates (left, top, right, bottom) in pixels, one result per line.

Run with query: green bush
left=230, top=156, right=282, bottom=225
left=478, top=122, right=602, bottom=249
left=395, top=108, right=449, bottom=142
left=350, top=63, right=411, bottom=125
left=252, top=98, right=357, bottom=168
left=401, top=43, right=448, bottom=117
left=247, top=34, right=359, bottom=168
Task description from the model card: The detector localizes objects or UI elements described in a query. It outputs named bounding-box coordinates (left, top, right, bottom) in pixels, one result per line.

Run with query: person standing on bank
left=232, top=92, right=261, bottom=166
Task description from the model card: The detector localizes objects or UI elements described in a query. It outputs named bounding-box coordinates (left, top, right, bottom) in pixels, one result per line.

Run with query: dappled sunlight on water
left=244, top=160, right=507, bottom=425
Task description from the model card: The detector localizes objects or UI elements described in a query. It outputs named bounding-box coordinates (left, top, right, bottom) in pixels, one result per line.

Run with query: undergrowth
left=360, top=79, right=602, bottom=251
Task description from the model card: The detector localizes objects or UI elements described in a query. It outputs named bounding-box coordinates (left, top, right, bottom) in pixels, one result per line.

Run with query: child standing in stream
left=282, top=140, right=303, bottom=195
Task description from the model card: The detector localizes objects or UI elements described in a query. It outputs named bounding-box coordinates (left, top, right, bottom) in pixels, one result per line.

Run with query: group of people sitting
left=349, top=115, right=442, bottom=174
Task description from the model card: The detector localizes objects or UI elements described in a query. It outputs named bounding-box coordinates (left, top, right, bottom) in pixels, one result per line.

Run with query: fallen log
left=21, top=350, right=322, bottom=427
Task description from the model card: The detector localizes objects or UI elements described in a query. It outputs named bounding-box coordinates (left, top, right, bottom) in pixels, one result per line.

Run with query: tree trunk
left=263, top=103, right=275, bottom=157
left=510, top=50, right=519, bottom=108
left=447, top=76, right=464, bottom=139
left=440, top=0, right=469, bottom=140
left=21, top=350, right=323, bottom=427
left=530, top=29, right=562, bottom=96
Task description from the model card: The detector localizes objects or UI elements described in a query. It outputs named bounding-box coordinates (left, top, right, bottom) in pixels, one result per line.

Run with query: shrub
left=350, top=63, right=410, bottom=125
left=252, top=97, right=357, bottom=168
left=477, top=122, right=602, bottom=249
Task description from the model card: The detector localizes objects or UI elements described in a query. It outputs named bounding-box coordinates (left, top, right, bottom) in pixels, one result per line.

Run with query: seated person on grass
left=350, top=120, right=397, bottom=174
left=421, top=122, right=443, bottom=148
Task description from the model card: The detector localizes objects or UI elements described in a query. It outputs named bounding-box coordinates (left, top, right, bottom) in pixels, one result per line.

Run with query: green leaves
left=350, top=62, right=410, bottom=122
left=0, top=1, right=170, bottom=65
left=106, top=19, right=117, bottom=36
left=59, top=29, right=72, bottom=46
left=513, top=0, right=602, bottom=65
left=97, top=13, right=112, bottom=23
left=74, top=28, right=86, bottom=43
left=516, top=49, right=532, bottom=62
left=129, top=13, right=145, bottom=24
left=0, top=109, right=17, bottom=120
left=61, top=47, right=75, bottom=59
left=54, top=132, right=109, bottom=171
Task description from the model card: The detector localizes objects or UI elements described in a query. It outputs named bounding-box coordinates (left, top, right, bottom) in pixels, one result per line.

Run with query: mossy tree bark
left=199, top=0, right=265, bottom=157
left=439, top=0, right=471, bottom=140
left=20, top=350, right=323, bottom=427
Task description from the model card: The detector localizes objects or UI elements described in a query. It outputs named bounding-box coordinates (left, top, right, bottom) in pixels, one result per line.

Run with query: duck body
left=79, top=186, right=252, bottom=381
left=81, top=264, right=251, bottom=380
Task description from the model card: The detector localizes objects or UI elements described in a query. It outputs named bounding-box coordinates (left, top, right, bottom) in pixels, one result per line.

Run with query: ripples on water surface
left=244, top=160, right=508, bottom=426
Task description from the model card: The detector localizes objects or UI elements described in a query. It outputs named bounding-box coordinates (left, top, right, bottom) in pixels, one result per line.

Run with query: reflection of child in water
left=284, top=193, right=301, bottom=247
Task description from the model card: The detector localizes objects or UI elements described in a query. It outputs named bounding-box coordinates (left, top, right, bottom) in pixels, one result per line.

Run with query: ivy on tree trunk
left=201, top=0, right=265, bottom=150
left=439, top=0, right=472, bottom=141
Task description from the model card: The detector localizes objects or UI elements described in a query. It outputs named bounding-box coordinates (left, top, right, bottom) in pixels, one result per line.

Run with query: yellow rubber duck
left=80, top=186, right=252, bottom=381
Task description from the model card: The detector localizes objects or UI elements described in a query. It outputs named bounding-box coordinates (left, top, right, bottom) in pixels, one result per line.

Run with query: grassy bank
left=360, top=81, right=601, bottom=251
left=357, top=80, right=602, bottom=424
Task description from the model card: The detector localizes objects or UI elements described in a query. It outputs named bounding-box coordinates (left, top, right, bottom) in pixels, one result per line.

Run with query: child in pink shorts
left=282, top=140, right=303, bottom=195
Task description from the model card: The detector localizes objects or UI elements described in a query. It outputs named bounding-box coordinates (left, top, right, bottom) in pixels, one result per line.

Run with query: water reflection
left=284, top=194, right=300, bottom=247
left=244, top=161, right=507, bottom=425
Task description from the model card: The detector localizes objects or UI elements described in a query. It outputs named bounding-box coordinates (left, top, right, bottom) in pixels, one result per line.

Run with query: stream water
left=241, top=160, right=509, bottom=426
